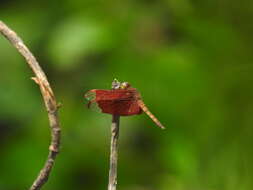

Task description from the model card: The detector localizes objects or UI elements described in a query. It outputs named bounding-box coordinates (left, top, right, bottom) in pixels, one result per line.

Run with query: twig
left=0, top=21, right=61, bottom=190
left=108, top=114, right=120, bottom=190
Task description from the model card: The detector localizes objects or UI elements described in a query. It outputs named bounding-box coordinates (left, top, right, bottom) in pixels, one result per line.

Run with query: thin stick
left=108, top=114, right=120, bottom=190
left=0, top=21, right=61, bottom=190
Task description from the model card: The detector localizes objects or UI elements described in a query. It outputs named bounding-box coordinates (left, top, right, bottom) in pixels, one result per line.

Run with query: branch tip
left=31, top=77, right=40, bottom=84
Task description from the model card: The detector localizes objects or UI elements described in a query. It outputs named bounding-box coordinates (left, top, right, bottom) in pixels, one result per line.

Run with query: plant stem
left=108, top=114, right=120, bottom=190
left=0, top=21, right=61, bottom=190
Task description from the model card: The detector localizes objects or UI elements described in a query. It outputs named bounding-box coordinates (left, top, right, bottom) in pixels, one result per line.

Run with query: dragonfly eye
left=112, top=81, right=121, bottom=89
left=120, top=82, right=131, bottom=89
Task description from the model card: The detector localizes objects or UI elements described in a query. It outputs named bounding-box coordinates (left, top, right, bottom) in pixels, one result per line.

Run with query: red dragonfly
left=85, top=79, right=165, bottom=129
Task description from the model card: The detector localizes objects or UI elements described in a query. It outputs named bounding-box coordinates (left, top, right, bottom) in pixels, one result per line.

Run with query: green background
left=1, top=0, right=253, bottom=189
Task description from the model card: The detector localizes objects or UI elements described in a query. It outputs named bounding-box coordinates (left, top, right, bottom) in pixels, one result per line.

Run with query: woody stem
left=108, top=114, right=120, bottom=190
left=0, top=21, right=61, bottom=190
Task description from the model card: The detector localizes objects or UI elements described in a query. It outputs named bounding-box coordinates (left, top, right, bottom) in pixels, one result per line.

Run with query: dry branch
left=0, top=21, right=61, bottom=190
left=108, top=80, right=121, bottom=190
left=108, top=114, right=120, bottom=190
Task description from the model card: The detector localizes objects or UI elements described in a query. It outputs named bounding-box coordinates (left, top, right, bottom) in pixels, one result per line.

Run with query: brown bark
left=0, top=21, right=61, bottom=190
left=108, top=114, right=120, bottom=190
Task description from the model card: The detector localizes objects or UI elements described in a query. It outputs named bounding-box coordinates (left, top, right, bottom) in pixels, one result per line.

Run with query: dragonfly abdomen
left=137, top=100, right=165, bottom=129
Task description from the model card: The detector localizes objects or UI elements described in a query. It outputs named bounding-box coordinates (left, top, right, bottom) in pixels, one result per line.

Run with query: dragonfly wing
left=127, top=100, right=143, bottom=115
left=137, top=100, right=165, bottom=129
left=85, top=90, right=102, bottom=113
left=97, top=99, right=142, bottom=116
left=87, top=100, right=102, bottom=113
left=85, top=90, right=96, bottom=101
left=92, top=89, right=137, bottom=101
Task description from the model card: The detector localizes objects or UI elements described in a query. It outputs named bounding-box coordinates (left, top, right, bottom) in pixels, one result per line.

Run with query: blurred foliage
left=1, top=0, right=253, bottom=190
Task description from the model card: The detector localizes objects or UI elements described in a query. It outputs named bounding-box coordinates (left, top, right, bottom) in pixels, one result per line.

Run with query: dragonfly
left=84, top=79, right=165, bottom=129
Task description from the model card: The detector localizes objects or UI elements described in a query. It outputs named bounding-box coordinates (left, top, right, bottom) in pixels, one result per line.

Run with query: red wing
left=85, top=89, right=137, bottom=101
left=85, top=89, right=142, bottom=116
left=97, top=99, right=142, bottom=116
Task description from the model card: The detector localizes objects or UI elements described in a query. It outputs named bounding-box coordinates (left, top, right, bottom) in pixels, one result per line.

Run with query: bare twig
left=0, top=21, right=61, bottom=190
left=107, top=79, right=121, bottom=190
left=108, top=114, right=120, bottom=190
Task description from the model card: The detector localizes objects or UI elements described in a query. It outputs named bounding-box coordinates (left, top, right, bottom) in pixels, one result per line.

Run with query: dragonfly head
left=112, top=79, right=131, bottom=90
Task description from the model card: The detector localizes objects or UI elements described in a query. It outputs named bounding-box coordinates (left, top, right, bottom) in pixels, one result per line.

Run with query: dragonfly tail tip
left=159, top=125, right=166, bottom=130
